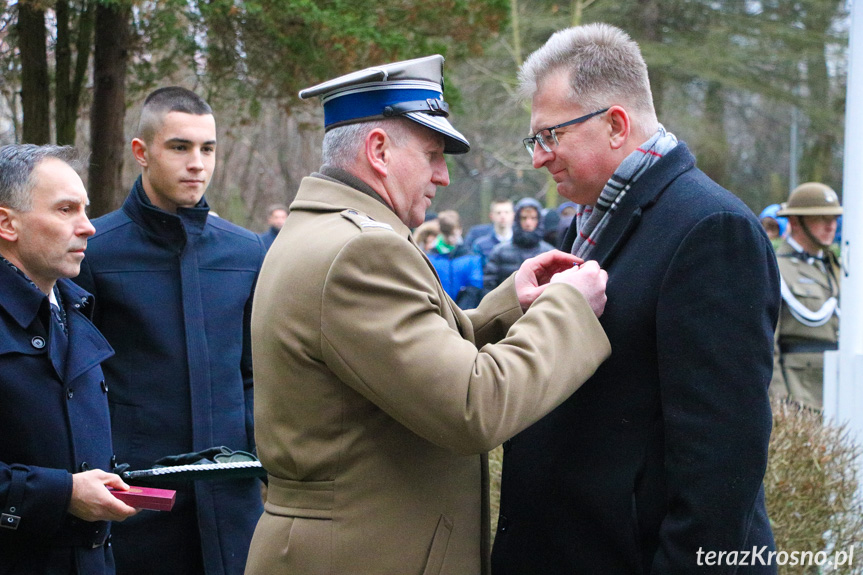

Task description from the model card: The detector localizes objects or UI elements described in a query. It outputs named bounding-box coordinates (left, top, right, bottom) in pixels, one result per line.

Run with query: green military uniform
left=768, top=182, right=842, bottom=410
left=769, top=238, right=840, bottom=409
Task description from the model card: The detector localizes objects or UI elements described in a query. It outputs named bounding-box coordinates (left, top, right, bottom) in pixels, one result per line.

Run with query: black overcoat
left=1, top=265, right=116, bottom=574
left=492, top=143, right=780, bottom=574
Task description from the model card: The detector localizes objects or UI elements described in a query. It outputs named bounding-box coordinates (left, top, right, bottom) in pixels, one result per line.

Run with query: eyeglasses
left=522, top=108, right=609, bottom=157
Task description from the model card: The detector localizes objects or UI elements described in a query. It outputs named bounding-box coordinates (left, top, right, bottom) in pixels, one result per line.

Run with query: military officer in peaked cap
left=769, top=182, right=843, bottom=410
left=246, top=55, right=612, bottom=575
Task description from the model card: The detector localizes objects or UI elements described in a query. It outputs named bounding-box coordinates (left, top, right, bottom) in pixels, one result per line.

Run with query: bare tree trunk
left=56, top=0, right=95, bottom=145
left=698, top=81, right=729, bottom=187
left=89, top=1, right=130, bottom=217
left=510, top=0, right=522, bottom=66
left=55, top=0, right=72, bottom=144
left=3, top=91, right=21, bottom=142
left=635, top=0, right=664, bottom=117
left=18, top=0, right=50, bottom=144
left=799, top=0, right=838, bottom=187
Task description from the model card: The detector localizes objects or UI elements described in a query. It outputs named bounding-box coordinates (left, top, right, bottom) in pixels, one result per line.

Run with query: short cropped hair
left=519, top=23, right=657, bottom=135
left=137, top=86, right=213, bottom=144
left=321, top=118, right=409, bottom=169
left=436, top=210, right=462, bottom=239
left=266, top=203, right=289, bottom=216
left=0, top=144, right=82, bottom=211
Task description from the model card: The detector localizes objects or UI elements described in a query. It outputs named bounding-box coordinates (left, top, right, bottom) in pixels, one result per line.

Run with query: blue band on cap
left=324, top=87, right=443, bottom=128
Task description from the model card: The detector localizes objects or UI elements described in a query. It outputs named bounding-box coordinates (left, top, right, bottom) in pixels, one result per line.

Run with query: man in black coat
left=0, top=144, right=137, bottom=574
left=491, top=24, right=780, bottom=574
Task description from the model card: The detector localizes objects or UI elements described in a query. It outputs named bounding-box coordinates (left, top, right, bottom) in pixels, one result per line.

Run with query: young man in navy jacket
left=75, top=88, right=265, bottom=575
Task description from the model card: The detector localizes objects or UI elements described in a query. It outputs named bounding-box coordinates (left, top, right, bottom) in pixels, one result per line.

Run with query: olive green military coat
left=246, top=174, right=610, bottom=575
left=769, top=238, right=840, bottom=409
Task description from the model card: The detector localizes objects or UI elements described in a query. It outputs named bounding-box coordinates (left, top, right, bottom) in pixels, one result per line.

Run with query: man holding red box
left=0, top=144, right=137, bottom=574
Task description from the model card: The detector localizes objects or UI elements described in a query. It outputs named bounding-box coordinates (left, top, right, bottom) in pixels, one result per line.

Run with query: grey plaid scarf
left=571, top=125, right=678, bottom=259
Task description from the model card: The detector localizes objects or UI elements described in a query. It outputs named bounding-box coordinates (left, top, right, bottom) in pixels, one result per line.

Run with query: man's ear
left=607, top=106, right=632, bottom=150
left=365, top=128, right=391, bottom=178
left=0, top=206, right=19, bottom=242
left=131, top=138, right=149, bottom=168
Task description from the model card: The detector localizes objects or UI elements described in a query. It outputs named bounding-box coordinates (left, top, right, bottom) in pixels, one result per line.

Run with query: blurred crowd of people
left=414, top=197, right=581, bottom=310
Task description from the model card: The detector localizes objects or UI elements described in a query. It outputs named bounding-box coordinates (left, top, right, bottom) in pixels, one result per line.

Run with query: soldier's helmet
left=777, top=182, right=843, bottom=217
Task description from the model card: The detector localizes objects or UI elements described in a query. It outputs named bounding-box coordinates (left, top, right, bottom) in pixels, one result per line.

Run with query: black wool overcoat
left=492, top=143, right=780, bottom=575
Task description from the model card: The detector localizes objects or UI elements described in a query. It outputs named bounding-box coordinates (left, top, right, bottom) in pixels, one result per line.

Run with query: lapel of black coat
left=561, top=142, right=697, bottom=269
left=58, top=278, right=114, bottom=383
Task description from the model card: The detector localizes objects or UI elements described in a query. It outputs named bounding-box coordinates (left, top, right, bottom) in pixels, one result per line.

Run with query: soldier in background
left=770, top=182, right=842, bottom=410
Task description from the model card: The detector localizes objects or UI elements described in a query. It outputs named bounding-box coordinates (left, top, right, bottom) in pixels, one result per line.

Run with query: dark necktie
left=49, top=292, right=70, bottom=381
left=50, top=302, right=68, bottom=337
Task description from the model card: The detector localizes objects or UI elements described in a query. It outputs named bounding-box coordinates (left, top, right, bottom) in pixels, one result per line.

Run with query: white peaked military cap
left=299, top=54, right=470, bottom=154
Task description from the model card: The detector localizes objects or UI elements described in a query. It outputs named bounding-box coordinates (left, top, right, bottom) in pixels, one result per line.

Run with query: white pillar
left=827, top=0, right=863, bottom=451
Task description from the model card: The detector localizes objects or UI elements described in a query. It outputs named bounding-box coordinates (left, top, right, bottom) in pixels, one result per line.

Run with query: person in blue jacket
left=426, top=210, right=483, bottom=309
left=471, top=198, right=514, bottom=266
left=258, top=203, right=288, bottom=251
left=758, top=203, right=788, bottom=249
left=0, top=144, right=137, bottom=574
left=74, top=88, right=265, bottom=575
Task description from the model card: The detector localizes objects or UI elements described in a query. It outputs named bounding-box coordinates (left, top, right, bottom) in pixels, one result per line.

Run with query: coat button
left=31, top=336, right=46, bottom=349
left=67, top=388, right=74, bottom=399
left=79, top=462, right=90, bottom=471
left=101, top=380, right=108, bottom=393
left=498, top=515, right=509, bottom=532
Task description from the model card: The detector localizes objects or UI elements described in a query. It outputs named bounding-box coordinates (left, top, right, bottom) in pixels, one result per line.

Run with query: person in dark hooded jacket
left=483, top=197, right=555, bottom=293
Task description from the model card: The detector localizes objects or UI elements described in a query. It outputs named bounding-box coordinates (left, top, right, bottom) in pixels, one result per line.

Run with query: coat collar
left=0, top=259, right=46, bottom=330
left=561, top=142, right=696, bottom=267
left=121, top=175, right=211, bottom=248
left=0, top=263, right=107, bottom=381
left=0, top=259, right=94, bottom=328
left=776, top=238, right=840, bottom=293
left=291, top=173, right=413, bottom=239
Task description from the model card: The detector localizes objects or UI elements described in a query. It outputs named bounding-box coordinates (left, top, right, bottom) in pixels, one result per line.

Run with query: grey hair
left=519, top=23, right=658, bottom=135
left=321, top=118, right=410, bottom=169
left=0, top=144, right=83, bottom=211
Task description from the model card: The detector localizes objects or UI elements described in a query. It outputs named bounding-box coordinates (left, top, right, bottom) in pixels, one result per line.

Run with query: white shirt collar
left=787, top=236, right=822, bottom=258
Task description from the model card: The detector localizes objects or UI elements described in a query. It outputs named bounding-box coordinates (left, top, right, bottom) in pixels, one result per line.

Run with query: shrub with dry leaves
left=765, top=400, right=863, bottom=574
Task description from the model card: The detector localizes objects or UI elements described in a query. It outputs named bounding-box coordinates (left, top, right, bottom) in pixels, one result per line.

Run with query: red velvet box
left=109, top=486, right=176, bottom=511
